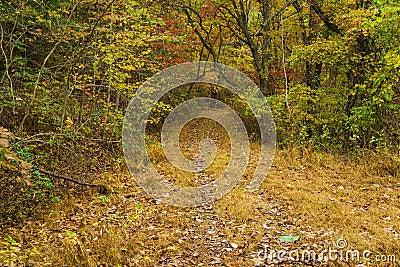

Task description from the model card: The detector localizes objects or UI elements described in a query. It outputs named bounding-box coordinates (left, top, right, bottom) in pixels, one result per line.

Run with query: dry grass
left=1, top=120, right=399, bottom=266
left=263, top=147, right=400, bottom=264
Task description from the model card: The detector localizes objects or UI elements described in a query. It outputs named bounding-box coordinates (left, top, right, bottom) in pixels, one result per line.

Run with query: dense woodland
left=1, top=0, right=399, bottom=149
left=0, top=0, right=399, bottom=266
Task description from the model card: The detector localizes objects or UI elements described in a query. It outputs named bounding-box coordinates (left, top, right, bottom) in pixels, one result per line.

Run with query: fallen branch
left=37, top=168, right=100, bottom=188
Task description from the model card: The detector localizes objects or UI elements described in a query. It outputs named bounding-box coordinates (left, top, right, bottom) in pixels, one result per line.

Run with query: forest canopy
left=0, top=0, right=399, bottom=151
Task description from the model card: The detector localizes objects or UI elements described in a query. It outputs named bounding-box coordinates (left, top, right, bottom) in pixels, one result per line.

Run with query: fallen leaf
left=279, top=235, right=301, bottom=243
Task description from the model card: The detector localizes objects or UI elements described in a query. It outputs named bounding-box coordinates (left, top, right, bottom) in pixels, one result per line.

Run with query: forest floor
left=1, top=120, right=399, bottom=267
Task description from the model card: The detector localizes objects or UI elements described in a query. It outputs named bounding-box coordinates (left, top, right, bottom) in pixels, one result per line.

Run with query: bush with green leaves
left=0, top=128, right=55, bottom=226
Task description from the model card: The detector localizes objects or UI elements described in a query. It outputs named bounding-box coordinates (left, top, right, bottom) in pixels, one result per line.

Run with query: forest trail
left=2, top=138, right=399, bottom=266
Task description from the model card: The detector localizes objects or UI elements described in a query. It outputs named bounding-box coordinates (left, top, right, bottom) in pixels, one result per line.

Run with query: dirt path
left=1, top=130, right=399, bottom=266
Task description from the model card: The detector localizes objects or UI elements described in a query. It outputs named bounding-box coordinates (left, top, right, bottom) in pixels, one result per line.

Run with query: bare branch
left=254, top=0, right=297, bottom=37
left=280, top=15, right=299, bottom=129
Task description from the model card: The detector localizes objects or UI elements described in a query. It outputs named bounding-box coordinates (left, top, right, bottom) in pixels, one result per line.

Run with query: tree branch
left=308, top=0, right=341, bottom=33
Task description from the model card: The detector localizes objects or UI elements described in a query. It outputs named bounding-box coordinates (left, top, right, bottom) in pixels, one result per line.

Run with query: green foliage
left=97, top=195, right=110, bottom=203
left=0, top=0, right=166, bottom=141
left=275, top=1, right=400, bottom=150
left=0, top=128, right=55, bottom=226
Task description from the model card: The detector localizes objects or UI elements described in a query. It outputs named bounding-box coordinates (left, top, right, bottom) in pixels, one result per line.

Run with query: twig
left=13, top=133, right=66, bottom=146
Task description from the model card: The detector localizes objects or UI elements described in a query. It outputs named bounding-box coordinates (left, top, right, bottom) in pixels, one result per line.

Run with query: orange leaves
left=199, top=0, right=217, bottom=18
left=0, top=128, right=32, bottom=174
left=0, top=139, right=9, bottom=148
